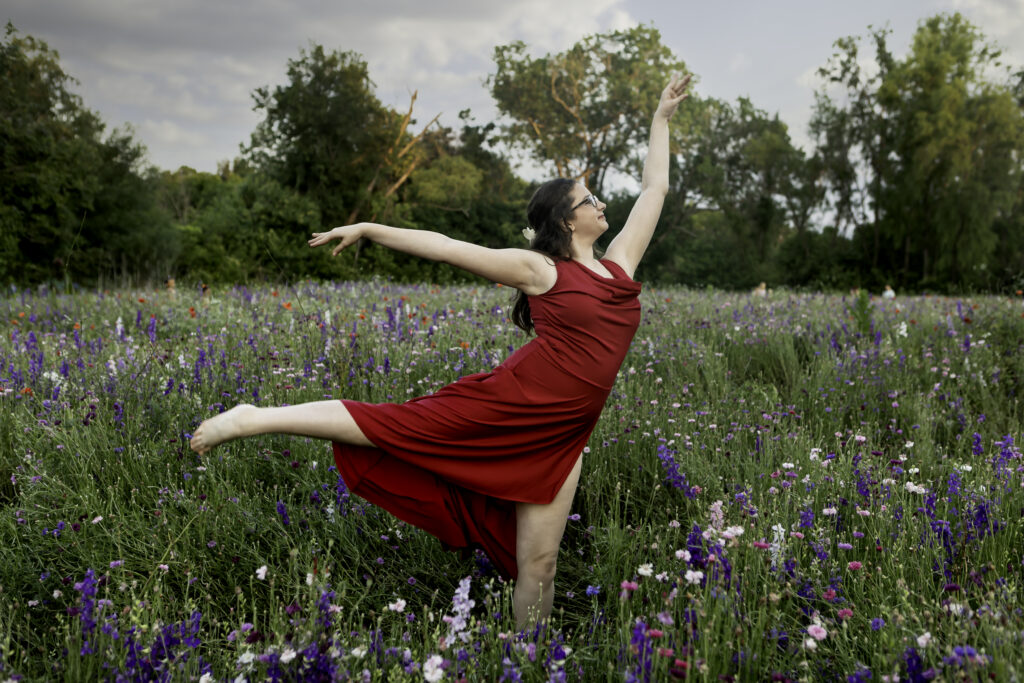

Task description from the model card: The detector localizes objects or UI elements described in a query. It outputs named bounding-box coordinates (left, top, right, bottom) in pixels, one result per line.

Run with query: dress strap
left=599, top=259, right=632, bottom=281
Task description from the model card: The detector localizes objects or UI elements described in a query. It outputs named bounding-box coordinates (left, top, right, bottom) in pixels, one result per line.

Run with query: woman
left=190, top=74, right=690, bottom=628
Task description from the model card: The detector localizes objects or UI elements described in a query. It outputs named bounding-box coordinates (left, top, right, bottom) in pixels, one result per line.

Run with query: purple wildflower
left=277, top=500, right=290, bottom=526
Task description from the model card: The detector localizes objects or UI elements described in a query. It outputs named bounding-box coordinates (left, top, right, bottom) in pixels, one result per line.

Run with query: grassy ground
left=1, top=280, right=1022, bottom=681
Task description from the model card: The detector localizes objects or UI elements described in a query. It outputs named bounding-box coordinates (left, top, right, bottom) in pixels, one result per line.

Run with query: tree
left=644, top=97, right=815, bottom=287
left=245, top=44, right=438, bottom=229
left=166, top=164, right=331, bottom=285
left=1, top=23, right=102, bottom=283
left=0, top=23, right=175, bottom=286
left=362, top=112, right=531, bottom=284
left=811, top=14, right=1024, bottom=289
left=488, top=25, right=690, bottom=196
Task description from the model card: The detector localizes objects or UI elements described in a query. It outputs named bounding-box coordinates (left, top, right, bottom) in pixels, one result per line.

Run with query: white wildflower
left=423, top=654, right=445, bottom=682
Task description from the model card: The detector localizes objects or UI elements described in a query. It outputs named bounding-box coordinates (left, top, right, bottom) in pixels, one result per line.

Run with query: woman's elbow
left=642, top=184, right=670, bottom=199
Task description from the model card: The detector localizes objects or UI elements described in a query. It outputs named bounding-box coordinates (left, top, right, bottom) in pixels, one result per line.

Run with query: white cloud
left=729, top=52, right=751, bottom=74
left=949, top=0, right=1024, bottom=64
left=7, top=0, right=644, bottom=172
left=138, top=119, right=211, bottom=148
left=796, top=63, right=823, bottom=90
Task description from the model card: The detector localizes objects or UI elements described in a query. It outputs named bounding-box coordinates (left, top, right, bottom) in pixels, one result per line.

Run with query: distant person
left=882, top=284, right=895, bottom=300
left=190, top=74, right=692, bottom=629
left=752, top=282, right=767, bottom=297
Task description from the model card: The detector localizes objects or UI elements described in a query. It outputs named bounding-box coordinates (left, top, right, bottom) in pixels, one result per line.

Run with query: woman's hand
left=655, top=73, right=692, bottom=121
left=308, top=224, right=367, bottom=256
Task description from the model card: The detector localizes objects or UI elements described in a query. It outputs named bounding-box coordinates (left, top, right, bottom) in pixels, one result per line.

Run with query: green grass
left=0, top=282, right=1022, bottom=680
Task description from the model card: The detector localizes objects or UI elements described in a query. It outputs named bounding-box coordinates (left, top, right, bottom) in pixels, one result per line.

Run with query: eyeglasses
left=570, top=194, right=599, bottom=211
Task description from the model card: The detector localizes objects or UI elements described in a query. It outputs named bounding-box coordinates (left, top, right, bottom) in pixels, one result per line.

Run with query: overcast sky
left=5, top=0, right=1022, bottom=177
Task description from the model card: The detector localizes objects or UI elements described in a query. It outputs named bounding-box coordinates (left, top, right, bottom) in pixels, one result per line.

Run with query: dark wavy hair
left=510, top=178, right=578, bottom=333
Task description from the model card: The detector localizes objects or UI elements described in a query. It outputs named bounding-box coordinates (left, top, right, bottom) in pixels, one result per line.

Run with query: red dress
left=332, top=258, right=642, bottom=579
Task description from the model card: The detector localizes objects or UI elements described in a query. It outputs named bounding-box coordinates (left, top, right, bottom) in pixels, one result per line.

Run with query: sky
left=5, top=0, right=1023, bottom=178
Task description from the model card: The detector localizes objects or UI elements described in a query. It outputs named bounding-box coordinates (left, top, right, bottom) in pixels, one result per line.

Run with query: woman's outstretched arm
left=308, top=223, right=555, bottom=295
left=605, top=74, right=691, bottom=279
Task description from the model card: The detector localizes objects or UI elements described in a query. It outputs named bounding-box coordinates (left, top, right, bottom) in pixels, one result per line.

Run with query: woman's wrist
left=353, top=222, right=373, bottom=241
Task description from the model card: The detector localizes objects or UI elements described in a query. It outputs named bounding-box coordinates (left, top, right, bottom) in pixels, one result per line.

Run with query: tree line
left=2, top=16, right=1022, bottom=293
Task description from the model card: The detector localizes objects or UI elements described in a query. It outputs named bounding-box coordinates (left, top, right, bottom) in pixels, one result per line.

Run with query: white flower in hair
left=521, top=226, right=536, bottom=242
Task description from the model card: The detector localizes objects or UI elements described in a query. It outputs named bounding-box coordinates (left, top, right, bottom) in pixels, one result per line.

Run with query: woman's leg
left=513, top=454, right=582, bottom=630
left=189, top=401, right=373, bottom=455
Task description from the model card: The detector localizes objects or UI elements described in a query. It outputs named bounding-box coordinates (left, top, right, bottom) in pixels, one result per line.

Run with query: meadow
left=0, top=279, right=1022, bottom=682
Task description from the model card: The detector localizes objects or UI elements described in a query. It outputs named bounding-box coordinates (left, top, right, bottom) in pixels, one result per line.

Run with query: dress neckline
left=571, top=258, right=617, bottom=280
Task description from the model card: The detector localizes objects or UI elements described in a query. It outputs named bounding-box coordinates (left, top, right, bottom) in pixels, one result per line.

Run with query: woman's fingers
left=308, top=230, right=338, bottom=247
left=670, top=74, right=691, bottom=97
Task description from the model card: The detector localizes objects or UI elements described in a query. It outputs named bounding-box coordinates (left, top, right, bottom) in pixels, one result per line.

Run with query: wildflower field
left=1, top=280, right=1023, bottom=682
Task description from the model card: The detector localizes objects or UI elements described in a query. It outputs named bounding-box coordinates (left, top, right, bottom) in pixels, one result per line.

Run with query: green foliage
left=774, top=227, right=860, bottom=291
left=637, top=97, right=815, bottom=287
left=850, top=288, right=873, bottom=334
left=3, top=16, right=1023, bottom=294
left=175, top=171, right=331, bottom=284
left=245, top=44, right=438, bottom=229
left=0, top=23, right=178, bottom=287
left=489, top=25, right=690, bottom=195
left=408, top=156, right=483, bottom=207
left=812, top=13, right=1024, bottom=290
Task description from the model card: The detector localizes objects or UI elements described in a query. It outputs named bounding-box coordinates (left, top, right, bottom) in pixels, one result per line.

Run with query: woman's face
left=566, top=183, right=607, bottom=239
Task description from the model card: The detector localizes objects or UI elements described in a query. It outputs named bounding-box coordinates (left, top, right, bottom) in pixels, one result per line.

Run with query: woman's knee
left=518, top=549, right=558, bottom=584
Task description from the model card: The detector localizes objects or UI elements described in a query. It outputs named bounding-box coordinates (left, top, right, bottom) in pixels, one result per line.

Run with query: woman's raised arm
left=605, top=74, right=690, bottom=279
left=308, top=223, right=555, bottom=295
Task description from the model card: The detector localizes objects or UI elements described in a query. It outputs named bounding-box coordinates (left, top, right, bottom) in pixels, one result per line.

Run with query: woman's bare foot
left=190, top=404, right=257, bottom=455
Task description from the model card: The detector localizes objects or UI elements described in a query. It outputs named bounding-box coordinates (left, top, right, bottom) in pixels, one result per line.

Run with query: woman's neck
left=570, top=242, right=596, bottom=263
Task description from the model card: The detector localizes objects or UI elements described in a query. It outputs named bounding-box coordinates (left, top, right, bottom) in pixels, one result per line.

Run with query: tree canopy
left=489, top=25, right=691, bottom=196
left=0, top=23, right=175, bottom=286
left=2, top=14, right=1022, bottom=293
left=811, top=14, right=1024, bottom=289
